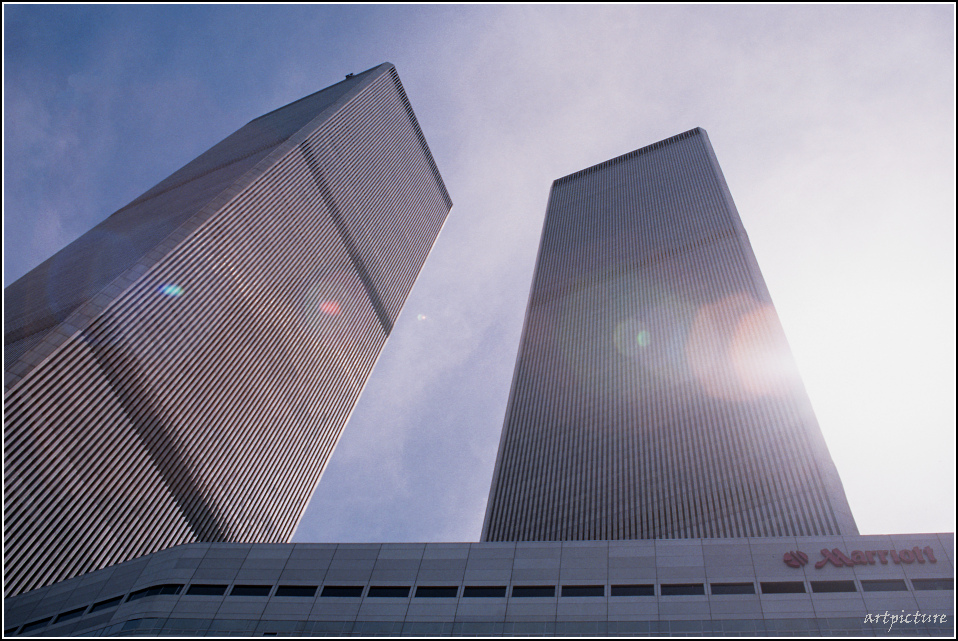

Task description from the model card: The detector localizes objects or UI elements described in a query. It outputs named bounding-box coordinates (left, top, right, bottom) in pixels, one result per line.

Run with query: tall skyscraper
left=3, top=63, right=451, bottom=597
left=3, top=115, right=951, bottom=640
left=483, top=128, right=857, bottom=542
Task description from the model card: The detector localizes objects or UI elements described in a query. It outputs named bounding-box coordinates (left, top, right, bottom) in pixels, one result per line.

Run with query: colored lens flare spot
left=686, top=293, right=792, bottom=401
left=158, top=284, right=184, bottom=297
left=613, top=318, right=652, bottom=358
left=320, top=300, right=341, bottom=316
left=417, top=314, right=427, bottom=321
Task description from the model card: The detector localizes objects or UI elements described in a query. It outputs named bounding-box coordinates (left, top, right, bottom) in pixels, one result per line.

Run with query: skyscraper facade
left=3, top=63, right=451, bottom=597
left=482, top=128, right=857, bottom=542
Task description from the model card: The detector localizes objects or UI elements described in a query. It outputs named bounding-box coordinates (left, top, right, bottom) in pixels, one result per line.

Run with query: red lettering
left=816, top=548, right=855, bottom=568
left=800, top=546, right=939, bottom=570
left=815, top=549, right=831, bottom=568
left=835, top=549, right=855, bottom=566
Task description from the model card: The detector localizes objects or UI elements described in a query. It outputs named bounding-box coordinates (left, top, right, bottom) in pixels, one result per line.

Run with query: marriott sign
left=784, top=546, right=938, bottom=569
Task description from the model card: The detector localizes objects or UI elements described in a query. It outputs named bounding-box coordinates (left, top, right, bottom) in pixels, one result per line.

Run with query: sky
left=3, top=5, right=955, bottom=543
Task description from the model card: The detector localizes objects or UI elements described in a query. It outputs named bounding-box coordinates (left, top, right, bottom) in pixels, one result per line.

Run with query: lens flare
left=158, top=284, right=184, bottom=297
left=614, top=318, right=651, bottom=357
left=555, top=266, right=696, bottom=396
left=417, top=314, right=427, bottom=321
left=685, top=292, right=793, bottom=401
left=729, top=305, right=794, bottom=397
left=320, top=300, right=341, bottom=316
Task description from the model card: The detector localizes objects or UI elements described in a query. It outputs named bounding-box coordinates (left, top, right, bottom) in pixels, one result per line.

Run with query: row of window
left=9, top=577, right=952, bottom=636
left=48, top=615, right=958, bottom=639
left=164, top=577, right=958, bottom=599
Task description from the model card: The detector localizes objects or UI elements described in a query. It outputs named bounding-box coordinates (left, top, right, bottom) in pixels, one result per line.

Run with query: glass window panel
left=825, top=617, right=863, bottom=629
left=810, top=580, right=857, bottom=593
left=611, top=584, right=654, bottom=596
left=608, top=621, right=651, bottom=634
left=20, top=618, right=51, bottom=634
left=402, top=621, right=453, bottom=636
left=207, top=619, right=257, bottom=632
left=304, top=621, right=352, bottom=635
left=911, top=578, right=954, bottom=591
left=275, top=585, right=317, bottom=597
left=561, top=585, right=605, bottom=597
left=414, top=586, right=458, bottom=598
left=354, top=620, right=403, bottom=635
left=256, top=620, right=305, bottom=632
left=187, top=584, right=228, bottom=596
left=660, top=583, right=705, bottom=596
left=454, top=621, right=503, bottom=635
left=90, top=596, right=123, bottom=612
left=121, top=618, right=162, bottom=631
left=462, top=586, right=506, bottom=598
left=511, top=585, right=555, bottom=598
left=55, top=607, right=87, bottom=623
left=321, top=585, right=363, bottom=598
left=718, top=619, right=759, bottom=632
left=860, top=579, right=907, bottom=592
left=366, top=586, right=410, bottom=598
left=128, top=584, right=183, bottom=600
left=164, top=618, right=210, bottom=630
left=711, top=582, right=755, bottom=595
left=229, top=585, right=271, bottom=597
left=555, top=621, right=606, bottom=635
left=760, top=581, right=806, bottom=594
left=669, top=620, right=705, bottom=632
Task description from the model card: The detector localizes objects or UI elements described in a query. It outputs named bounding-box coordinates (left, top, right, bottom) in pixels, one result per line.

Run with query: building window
left=810, top=580, right=857, bottom=593
left=660, top=583, right=705, bottom=596
left=187, top=584, right=227, bottom=596
left=911, top=578, right=954, bottom=591
left=710, top=582, right=755, bottom=595
left=415, top=586, right=458, bottom=598
left=760, top=581, right=806, bottom=594
left=54, top=607, right=87, bottom=624
left=462, top=586, right=507, bottom=598
left=19, top=618, right=51, bottom=634
left=320, top=586, right=363, bottom=598
left=511, top=586, right=555, bottom=598
left=128, top=584, right=183, bottom=601
left=275, top=585, right=317, bottom=597
left=89, top=596, right=124, bottom=612
left=366, top=586, right=410, bottom=598
left=611, top=584, right=654, bottom=597
left=561, top=585, right=605, bottom=597
left=229, top=585, right=271, bottom=597
left=860, top=579, right=908, bottom=592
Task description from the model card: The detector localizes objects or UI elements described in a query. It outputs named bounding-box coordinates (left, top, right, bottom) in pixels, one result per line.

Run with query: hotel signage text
left=783, top=547, right=938, bottom=569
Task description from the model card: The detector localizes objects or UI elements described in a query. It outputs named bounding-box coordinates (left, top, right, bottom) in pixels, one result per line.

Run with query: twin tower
left=4, top=63, right=856, bottom=598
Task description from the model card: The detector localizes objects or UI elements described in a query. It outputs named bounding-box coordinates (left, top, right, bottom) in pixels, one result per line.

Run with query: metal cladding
left=482, top=128, right=857, bottom=542
left=3, top=63, right=451, bottom=597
